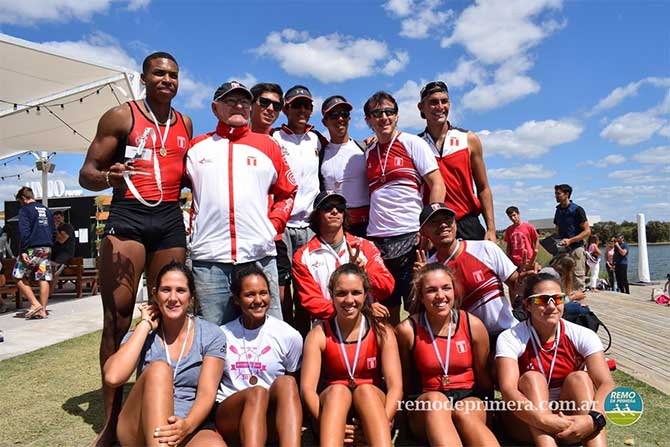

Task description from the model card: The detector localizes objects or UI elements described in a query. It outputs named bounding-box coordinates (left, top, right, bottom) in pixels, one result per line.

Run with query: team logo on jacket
left=366, top=357, right=377, bottom=369
left=450, top=137, right=459, bottom=146
left=456, top=340, right=467, bottom=353
left=472, top=270, right=484, bottom=283
left=394, top=157, right=403, bottom=167
left=177, top=136, right=187, bottom=149
left=247, top=156, right=257, bottom=166
left=286, top=169, right=297, bottom=186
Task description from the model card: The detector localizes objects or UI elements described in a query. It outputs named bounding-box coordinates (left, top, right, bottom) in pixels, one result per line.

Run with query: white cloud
left=440, top=0, right=563, bottom=64
left=228, top=73, right=258, bottom=89
left=608, top=167, right=658, bottom=183
left=579, top=154, right=626, bottom=168
left=254, top=29, right=408, bottom=83
left=633, top=146, right=670, bottom=164
left=600, top=110, right=666, bottom=146
left=589, top=77, right=670, bottom=115
left=178, top=71, right=213, bottom=110
left=488, top=164, right=556, bottom=179
left=393, top=80, right=425, bottom=130
left=479, top=119, right=583, bottom=158
left=381, top=51, right=410, bottom=76
left=438, top=58, right=486, bottom=89
left=659, top=125, right=670, bottom=137
left=40, top=32, right=139, bottom=70
left=0, top=0, right=147, bottom=25
left=384, top=0, right=413, bottom=17
left=461, top=60, right=540, bottom=111
left=398, top=0, right=453, bottom=39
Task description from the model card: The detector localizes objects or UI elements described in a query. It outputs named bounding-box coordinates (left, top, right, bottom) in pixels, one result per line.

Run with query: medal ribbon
left=241, top=316, right=268, bottom=382
left=527, top=320, right=561, bottom=385
left=423, top=309, right=454, bottom=382
left=161, top=316, right=192, bottom=381
left=374, top=130, right=399, bottom=183
left=334, top=316, right=365, bottom=385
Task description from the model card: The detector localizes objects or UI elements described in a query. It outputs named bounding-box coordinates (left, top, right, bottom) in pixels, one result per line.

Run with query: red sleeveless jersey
left=113, top=100, right=190, bottom=203
left=411, top=310, right=475, bottom=391
left=420, top=126, right=481, bottom=219
left=322, top=318, right=382, bottom=387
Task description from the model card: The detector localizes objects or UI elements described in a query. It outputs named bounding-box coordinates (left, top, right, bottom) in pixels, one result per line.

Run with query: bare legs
left=95, top=236, right=185, bottom=446
left=408, top=392, right=462, bottom=447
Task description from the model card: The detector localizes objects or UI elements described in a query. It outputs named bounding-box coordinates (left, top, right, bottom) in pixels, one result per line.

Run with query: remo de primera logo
left=604, top=387, right=644, bottom=426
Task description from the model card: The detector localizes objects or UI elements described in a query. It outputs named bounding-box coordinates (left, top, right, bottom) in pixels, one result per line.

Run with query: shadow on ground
left=62, top=384, right=133, bottom=435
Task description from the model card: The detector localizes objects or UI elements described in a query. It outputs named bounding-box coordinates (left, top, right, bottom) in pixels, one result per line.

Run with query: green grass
left=1, top=329, right=668, bottom=446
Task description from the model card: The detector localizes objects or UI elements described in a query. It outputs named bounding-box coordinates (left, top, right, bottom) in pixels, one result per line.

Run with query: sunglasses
left=289, top=100, right=313, bottom=110
left=257, top=97, right=283, bottom=112
left=369, top=108, right=397, bottom=118
left=526, top=293, right=567, bottom=306
left=319, top=202, right=346, bottom=213
left=326, top=110, right=351, bottom=120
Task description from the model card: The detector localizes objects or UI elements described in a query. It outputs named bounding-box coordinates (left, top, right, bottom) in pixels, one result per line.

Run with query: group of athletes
left=79, top=52, right=615, bottom=447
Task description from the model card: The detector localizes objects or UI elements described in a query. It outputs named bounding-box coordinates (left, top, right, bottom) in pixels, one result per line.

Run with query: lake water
left=601, top=243, right=670, bottom=282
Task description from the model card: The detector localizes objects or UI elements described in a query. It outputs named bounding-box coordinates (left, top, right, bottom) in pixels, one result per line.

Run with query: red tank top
left=420, top=127, right=481, bottom=219
left=323, top=318, right=382, bottom=387
left=411, top=310, right=475, bottom=391
left=114, top=100, right=190, bottom=203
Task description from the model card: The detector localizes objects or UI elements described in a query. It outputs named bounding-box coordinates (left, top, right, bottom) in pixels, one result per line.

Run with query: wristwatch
left=588, top=410, right=607, bottom=432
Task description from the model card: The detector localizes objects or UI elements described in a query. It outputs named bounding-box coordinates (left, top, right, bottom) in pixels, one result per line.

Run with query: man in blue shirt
left=613, top=234, right=630, bottom=294
left=12, top=187, right=55, bottom=319
left=553, top=184, right=591, bottom=291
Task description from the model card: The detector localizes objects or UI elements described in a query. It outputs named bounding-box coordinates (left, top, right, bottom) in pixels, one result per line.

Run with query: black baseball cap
left=419, top=202, right=456, bottom=228
left=420, top=81, right=449, bottom=100
left=322, top=95, right=353, bottom=115
left=213, top=81, right=252, bottom=101
left=313, top=191, right=346, bottom=209
left=285, top=85, right=313, bottom=104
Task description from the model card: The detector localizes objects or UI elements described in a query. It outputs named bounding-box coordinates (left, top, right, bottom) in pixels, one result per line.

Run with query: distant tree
left=592, top=221, right=618, bottom=244
left=646, top=221, right=670, bottom=243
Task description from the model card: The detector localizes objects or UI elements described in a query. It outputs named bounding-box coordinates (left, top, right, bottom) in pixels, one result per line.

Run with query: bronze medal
left=441, top=375, right=450, bottom=387
left=249, top=375, right=258, bottom=385
left=160, top=147, right=168, bottom=157
left=348, top=377, right=357, bottom=389
left=380, top=175, right=386, bottom=184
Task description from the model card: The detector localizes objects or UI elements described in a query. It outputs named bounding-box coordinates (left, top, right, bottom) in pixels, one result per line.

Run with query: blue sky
left=1, top=0, right=668, bottom=227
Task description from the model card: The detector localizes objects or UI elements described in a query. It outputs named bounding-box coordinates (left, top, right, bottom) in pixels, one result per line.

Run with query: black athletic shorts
left=456, top=213, right=486, bottom=240
left=408, top=387, right=484, bottom=404
left=104, top=199, right=186, bottom=253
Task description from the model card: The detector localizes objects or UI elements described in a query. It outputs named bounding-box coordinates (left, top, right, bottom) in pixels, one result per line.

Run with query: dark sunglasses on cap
left=526, top=293, right=567, bottom=306
left=369, top=108, right=397, bottom=118
left=319, top=202, right=346, bottom=213
left=326, top=110, right=350, bottom=120
left=257, top=97, right=283, bottom=112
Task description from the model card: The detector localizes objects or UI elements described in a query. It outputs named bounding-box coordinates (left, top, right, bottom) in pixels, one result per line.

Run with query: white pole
left=40, top=152, right=48, bottom=207
left=637, top=213, right=651, bottom=283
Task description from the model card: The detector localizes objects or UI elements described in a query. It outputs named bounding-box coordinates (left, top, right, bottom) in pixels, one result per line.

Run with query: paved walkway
left=0, top=292, right=143, bottom=361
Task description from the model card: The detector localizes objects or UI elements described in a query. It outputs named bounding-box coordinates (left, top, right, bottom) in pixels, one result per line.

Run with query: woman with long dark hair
left=301, top=263, right=403, bottom=447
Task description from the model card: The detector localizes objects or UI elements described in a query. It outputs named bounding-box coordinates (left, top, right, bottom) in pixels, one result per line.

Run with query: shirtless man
left=79, top=52, right=192, bottom=446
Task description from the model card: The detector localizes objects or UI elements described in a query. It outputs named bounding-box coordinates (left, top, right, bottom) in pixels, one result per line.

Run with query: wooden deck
left=585, top=284, right=670, bottom=395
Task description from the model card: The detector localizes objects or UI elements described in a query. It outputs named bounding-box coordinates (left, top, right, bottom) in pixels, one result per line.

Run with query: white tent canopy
left=0, top=33, right=140, bottom=156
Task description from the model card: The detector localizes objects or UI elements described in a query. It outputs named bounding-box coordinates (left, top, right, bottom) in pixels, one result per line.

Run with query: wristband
left=137, top=318, right=153, bottom=332
left=104, top=170, right=112, bottom=188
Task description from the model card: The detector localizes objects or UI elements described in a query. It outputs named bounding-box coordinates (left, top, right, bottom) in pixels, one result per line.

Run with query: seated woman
left=396, top=262, right=498, bottom=447
left=496, top=272, right=615, bottom=447
left=301, top=263, right=402, bottom=447
left=214, top=264, right=303, bottom=447
left=103, top=261, right=226, bottom=447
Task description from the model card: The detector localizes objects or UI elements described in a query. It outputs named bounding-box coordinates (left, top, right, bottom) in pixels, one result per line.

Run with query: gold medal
left=160, top=147, right=168, bottom=157
left=249, top=375, right=258, bottom=385
left=441, top=375, right=450, bottom=387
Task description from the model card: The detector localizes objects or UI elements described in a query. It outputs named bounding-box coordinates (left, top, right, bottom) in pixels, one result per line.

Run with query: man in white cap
left=187, top=81, right=297, bottom=325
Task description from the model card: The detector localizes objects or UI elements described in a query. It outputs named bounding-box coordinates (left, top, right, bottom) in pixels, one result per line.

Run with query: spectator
left=585, top=235, right=602, bottom=291
left=49, top=210, right=76, bottom=297
left=614, top=234, right=630, bottom=294
left=13, top=186, right=55, bottom=320
left=503, top=206, right=539, bottom=269
left=605, top=238, right=616, bottom=291
left=553, top=184, right=591, bottom=291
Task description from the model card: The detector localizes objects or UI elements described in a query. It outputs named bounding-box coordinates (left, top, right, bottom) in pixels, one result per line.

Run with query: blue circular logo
left=604, top=387, right=643, bottom=426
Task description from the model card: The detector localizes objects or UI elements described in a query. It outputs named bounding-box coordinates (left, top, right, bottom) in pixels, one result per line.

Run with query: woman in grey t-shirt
left=103, top=262, right=227, bottom=446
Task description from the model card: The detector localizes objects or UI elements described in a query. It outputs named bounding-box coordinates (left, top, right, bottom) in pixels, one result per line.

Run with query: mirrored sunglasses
left=319, top=202, right=346, bottom=213
left=526, top=293, right=567, bottom=306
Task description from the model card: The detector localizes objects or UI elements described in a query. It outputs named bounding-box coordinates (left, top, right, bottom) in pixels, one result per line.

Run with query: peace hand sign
left=414, top=249, right=427, bottom=275
left=347, top=241, right=364, bottom=267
